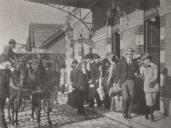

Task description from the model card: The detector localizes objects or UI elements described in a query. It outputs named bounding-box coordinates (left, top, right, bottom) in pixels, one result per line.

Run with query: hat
left=9, top=39, right=16, bottom=44
left=124, top=48, right=134, bottom=56
left=71, top=59, right=78, bottom=65
left=141, top=53, right=151, bottom=61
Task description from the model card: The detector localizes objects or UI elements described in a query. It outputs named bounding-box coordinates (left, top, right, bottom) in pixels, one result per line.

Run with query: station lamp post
left=65, top=23, right=74, bottom=92
left=78, top=33, right=84, bottom=58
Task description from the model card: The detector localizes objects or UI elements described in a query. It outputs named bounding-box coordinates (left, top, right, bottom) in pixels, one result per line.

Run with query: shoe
left=145, top=114, right=149, bottom=120
left=127, top=114, right=131, bottom=119
left=150, top=115, right=155, bottom=122
left=123, top=113, right=128, bottom=119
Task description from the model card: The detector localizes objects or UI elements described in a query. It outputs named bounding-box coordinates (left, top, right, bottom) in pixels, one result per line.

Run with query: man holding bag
left=114, top=49, right=139, bottom=119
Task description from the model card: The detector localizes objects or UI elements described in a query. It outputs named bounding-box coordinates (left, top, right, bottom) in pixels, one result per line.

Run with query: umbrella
left=83, top=53, right=100, bottom=60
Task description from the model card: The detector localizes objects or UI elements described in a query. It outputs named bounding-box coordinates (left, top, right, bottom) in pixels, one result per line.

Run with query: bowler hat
left=71, top=59, right=78, bottom=65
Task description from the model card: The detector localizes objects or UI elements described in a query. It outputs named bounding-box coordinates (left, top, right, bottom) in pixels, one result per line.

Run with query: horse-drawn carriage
left=7, top=52, right=65, bottom=127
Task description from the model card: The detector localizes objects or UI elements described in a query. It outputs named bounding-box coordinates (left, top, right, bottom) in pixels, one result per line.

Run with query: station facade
left=28, top=0, right=171, bottom=115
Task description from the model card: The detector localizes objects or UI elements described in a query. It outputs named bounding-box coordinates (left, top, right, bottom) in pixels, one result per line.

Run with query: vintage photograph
left=0, top=0, right=170, bottom=128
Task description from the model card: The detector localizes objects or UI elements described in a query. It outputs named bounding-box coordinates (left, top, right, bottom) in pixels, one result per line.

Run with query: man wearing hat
left=74, top=62, right=90, bottom=115
left=141, top=53, right=160, bottom=121
left=0, top=39, right=17, bottom=65
left=114, top=48, right=139, bottom=119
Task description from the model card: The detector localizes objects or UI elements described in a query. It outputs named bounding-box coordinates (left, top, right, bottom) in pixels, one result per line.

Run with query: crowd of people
left=69, top=49, right=160, bottom=122
left=0, top=39, right=162, bottom=128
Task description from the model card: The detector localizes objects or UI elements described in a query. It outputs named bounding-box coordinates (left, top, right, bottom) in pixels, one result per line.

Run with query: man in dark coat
left=74, top=62, right=90, bottom=115
left=0, top=39, right=17, bottom=64
left=70, top=59, right=78, bottom=89
left=114, top=49, right=139, bottom=119
left=88, top=60, right=101, bottom=107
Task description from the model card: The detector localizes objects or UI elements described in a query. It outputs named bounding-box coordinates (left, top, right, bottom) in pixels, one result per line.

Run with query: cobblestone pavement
left=5, top=93, right=110, bottom=128
left=6, top=104, right=103, bottom=128
left=60, top=117, right=128, bottom=128
left=4, top=93, right=140, bottom=128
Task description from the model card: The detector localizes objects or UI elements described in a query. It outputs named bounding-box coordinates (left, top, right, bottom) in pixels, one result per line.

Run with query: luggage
left=109, top=82, right=122, bottom=97
left=110, top=96, right=122, bottom=112
left=67, top=89, right=79, bottom=108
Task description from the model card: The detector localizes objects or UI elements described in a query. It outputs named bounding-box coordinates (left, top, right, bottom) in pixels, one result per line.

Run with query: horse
left=7, top=59, right=44, bottom=127
left=7, top=60, right=37, bottom=126
left=31, top=59, right=54, bottom=127
left=7, top=57, right=56, bottom=127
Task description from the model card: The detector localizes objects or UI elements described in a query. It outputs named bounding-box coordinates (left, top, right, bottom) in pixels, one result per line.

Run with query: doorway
left=144, top=16, right=160, bottom=109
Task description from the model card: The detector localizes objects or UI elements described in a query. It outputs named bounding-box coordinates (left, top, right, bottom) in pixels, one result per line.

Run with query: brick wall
left=159, top=0, right=171, bottom=116
left=119, top=10, right=144, bottom=55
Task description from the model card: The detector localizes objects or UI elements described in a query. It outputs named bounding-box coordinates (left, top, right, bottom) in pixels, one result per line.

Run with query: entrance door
left=112, top=32, right=120, bottom=57
left=144, top=16, right=160, bottom=109
left=144, top=16, right=160, bottom=65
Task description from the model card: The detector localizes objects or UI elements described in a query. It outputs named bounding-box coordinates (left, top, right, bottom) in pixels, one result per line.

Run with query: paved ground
left=6, top=104, right=128, bottom=128
left=5, top=93, right=171, bottom=128
left=60, top=117, right=128, bottom=128
left=6, top=104, right=102, bottom=128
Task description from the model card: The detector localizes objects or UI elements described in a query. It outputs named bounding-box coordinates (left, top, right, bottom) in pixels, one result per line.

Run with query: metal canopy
left=26, top=0, right=100, bottom=9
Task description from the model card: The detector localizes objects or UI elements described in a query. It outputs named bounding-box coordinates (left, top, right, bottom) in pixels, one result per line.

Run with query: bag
left=67, top=89, right=79, bottom=108
left=110, top=96, right=122, bottom=112
left=109, top=82, right=122, bottom=97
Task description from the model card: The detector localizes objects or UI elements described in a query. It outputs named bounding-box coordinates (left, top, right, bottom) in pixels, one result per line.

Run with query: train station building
left=27, top=0, right=171, bottom=115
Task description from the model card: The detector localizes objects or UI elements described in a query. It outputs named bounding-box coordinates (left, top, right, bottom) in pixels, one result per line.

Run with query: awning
left=26, top=0, right=101, bottom=9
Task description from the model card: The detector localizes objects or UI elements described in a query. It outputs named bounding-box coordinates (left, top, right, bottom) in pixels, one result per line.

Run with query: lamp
left=78, top=33, right=84, bottom=57
left=65, top=23, right=73, bottom=39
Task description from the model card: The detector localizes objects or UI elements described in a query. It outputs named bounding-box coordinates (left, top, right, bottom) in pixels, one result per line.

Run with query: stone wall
left=159, top=0, right=171, bottom=116
left=118, top=10, right=144, bottom=56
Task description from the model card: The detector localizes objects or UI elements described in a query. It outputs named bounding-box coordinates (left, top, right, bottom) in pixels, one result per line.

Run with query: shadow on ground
left=7, top=104, right=103, bottom=128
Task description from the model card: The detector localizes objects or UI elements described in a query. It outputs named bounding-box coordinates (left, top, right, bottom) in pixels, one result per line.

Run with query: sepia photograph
left=0, top=0, right=170, bottom=128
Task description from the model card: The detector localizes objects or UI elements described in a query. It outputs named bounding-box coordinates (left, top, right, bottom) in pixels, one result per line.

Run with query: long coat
left=114, top=57, right=139, bottom=87
left=140, top=63, right=160, bottom=93
left=75, top=69, right=90, bottom=92
left=70, top=66, right=79, bottom=89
